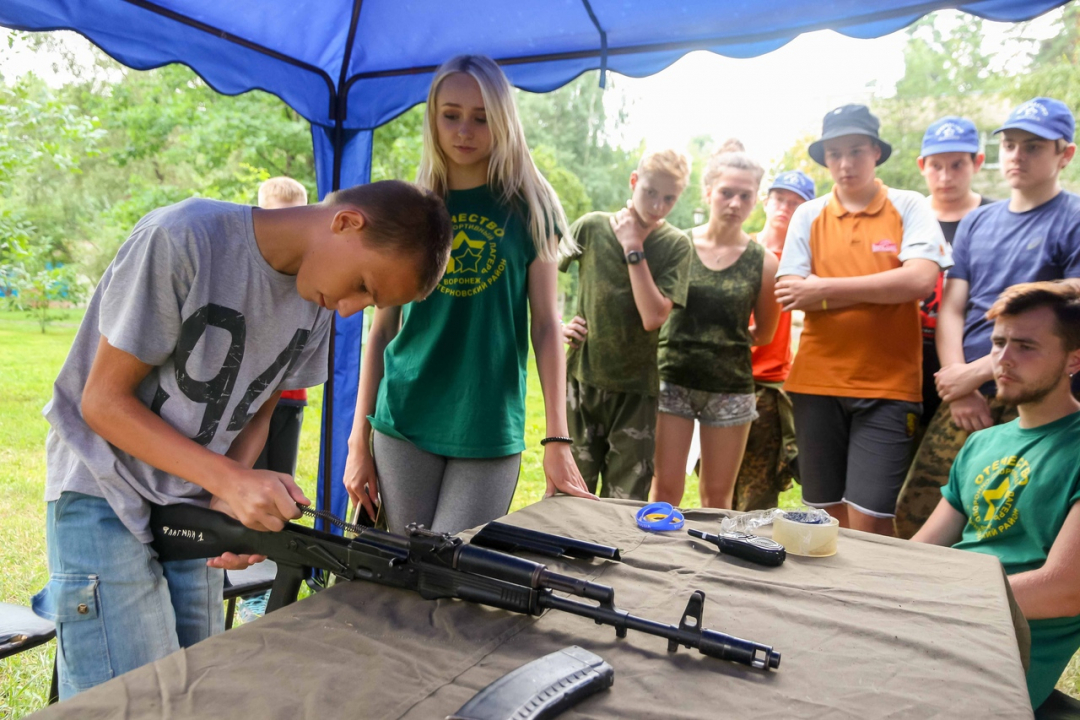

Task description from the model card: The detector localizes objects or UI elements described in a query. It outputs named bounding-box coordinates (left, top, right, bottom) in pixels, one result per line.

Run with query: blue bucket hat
left=768, top=170, right=816, bottom=202
left=921, top=117, right=980, bottom=156
left=993, top=97, right=1075, bottom=143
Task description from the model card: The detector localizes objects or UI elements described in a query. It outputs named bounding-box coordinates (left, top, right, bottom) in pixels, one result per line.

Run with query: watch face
left=627, top=250, right=644, bottom=264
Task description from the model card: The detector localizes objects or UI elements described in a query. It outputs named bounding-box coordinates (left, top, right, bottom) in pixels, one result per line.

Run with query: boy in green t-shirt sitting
left=560, top=149, right=693, bottom=499
left=913, top=281, right=1080, bottom=711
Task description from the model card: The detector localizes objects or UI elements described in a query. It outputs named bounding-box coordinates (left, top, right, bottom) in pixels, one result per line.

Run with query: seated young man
left=913, top=281, right=1080, bottom=710
left=31, top=180, right=452, bottom=698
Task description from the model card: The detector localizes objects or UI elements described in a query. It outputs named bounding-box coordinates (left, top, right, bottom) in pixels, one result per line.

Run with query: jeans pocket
left=33, top=573, right=113, bottom=689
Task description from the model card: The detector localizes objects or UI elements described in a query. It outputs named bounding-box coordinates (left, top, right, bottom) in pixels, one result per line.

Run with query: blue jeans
left=32, top=492, right=224, bottom=699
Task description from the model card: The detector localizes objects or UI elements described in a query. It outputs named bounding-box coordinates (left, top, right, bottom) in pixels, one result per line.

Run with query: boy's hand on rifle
left=218, top=467, right=308, bottom=533
left=205, top=495, right=268, bottom=570
left=543, top=442, right=598, bottom=501
left=343, top=444, right=380, bottom=521
left=562, top=316, right=588, bottom=349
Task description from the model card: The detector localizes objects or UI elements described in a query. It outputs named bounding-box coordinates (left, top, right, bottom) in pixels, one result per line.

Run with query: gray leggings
left=373, top=430, right=522, bottom=535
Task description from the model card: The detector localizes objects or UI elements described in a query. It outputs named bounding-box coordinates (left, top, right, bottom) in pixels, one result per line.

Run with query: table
left=35, top=497, right=1033, bottom=719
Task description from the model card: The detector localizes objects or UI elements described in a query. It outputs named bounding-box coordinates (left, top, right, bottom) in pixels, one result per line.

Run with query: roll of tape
left=772, top=514, right=840, bottom=557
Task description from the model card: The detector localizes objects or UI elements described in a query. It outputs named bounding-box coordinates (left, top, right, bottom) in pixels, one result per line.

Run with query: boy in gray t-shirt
left=32, top=180, right=451, bottom=699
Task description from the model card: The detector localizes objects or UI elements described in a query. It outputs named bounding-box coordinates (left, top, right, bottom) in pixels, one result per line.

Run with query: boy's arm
left=343, top=306, right=401, bottom=518
left=224, top=391, right=281, bottom=468
left=610, top=208, right=674, bottom=331
left=911, top=498, right=967, bottom=545
left=528, top=260, right=598, bottom=501
left=749, top=251, right=781, bottom=346
left=934, top=277, right=994, bottom=431
left=81, top=337, right=307, bottom=534
left=777, top=259, right=939, bottom=311
left=1008, top=501, right=1080, bottom=620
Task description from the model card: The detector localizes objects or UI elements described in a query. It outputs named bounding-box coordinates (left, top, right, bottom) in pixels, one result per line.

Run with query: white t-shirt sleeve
left=890, top=189, right=953, bottom=270
left=776, top=198, right=820, bottom=278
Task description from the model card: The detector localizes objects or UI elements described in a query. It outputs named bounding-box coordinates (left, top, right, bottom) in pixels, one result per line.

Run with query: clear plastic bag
left=719, top=507, right=832, bottom=534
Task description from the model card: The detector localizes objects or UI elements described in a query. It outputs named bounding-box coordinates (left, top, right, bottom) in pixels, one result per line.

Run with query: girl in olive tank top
left=651, top=141, right=781, bottom=509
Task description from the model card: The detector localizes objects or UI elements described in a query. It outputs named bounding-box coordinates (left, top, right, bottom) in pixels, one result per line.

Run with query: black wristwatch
left=625, top=249, right=645, bottom=265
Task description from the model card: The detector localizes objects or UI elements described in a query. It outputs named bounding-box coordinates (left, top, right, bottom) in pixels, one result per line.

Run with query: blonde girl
left=344, top=55, right=596, bottom=534
left=650, top=140, right=781, bottom=509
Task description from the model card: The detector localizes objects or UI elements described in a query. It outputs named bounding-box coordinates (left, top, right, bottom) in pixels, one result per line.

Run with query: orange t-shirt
left=751, top=245, right=792, bottom=383
left=776, top=181, right=950, bottom=402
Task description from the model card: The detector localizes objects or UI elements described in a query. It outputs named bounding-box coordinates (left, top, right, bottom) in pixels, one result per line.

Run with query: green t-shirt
left=659, top=239, right=763, bottom=394
left=941, top=410, right=1080, bottom=708
left=561, top=212, right=692, bottom=396
left=371, top=185, right=536, bottom=457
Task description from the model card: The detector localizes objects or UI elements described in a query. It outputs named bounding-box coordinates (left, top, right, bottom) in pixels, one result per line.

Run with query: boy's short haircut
left=325, top=180, right=453, bottom=299
left=258, top=177, right=308, bottom=208
left=987, top=281, right=1080, bottom=351
left=637, top=148, right=692, bottom=187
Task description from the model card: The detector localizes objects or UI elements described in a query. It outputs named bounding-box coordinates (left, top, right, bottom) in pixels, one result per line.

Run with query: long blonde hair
left=416, top=55, right=572, bottom=262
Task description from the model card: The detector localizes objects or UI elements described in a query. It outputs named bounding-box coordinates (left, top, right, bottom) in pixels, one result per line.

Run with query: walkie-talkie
left=687, top=528, right=787, bottom=567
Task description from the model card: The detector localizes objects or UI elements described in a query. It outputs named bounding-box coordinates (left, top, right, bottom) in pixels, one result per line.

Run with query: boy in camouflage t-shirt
left=560, top=149, right=693, bottom=499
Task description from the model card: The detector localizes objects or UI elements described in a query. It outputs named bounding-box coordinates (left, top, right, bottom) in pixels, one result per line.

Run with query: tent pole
left=321, top=0, right=366, bottom=535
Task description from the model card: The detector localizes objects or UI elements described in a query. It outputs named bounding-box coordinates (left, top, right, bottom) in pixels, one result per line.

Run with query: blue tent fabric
left=0, top=0, right=1069, bottom=532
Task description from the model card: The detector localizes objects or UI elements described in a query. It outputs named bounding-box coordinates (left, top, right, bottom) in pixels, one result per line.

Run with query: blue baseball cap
left=768, top=170, right=816, bottom=202
left=993, top=97, right=1075, bottom=143
left=921, top=117, right=980, bottom=156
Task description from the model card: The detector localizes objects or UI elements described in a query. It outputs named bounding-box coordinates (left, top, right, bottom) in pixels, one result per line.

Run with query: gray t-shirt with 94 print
left=43, top=198, right=333, bottom=543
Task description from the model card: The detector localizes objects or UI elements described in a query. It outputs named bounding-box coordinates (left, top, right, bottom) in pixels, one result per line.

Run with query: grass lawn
left=0, top=309, right=1075, bottom=716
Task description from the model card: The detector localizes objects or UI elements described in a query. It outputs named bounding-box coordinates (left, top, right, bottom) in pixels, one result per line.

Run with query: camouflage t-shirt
left=659, top=240, right=763, bottom=394
left=560, top=212, right=692, bottom=396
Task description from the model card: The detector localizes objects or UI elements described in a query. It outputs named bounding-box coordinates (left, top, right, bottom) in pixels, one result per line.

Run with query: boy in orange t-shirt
left=775, top=105, right=951, bottom=536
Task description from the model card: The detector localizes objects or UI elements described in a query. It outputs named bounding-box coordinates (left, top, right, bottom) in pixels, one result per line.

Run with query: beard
left=995, top=358, right=1069, bottom=406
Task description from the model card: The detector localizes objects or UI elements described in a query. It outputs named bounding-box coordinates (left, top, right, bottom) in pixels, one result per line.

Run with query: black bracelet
left=540, top=436, right=573, bottom=446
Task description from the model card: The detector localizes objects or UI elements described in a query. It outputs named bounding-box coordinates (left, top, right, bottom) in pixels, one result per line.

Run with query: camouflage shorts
left=733, top=383, right=798, bottom=512
left=893, top=396, right=1018, bottom=539
left=566, top=376, right=657, bottom=500
left=658, top=381, right=758, bottom=427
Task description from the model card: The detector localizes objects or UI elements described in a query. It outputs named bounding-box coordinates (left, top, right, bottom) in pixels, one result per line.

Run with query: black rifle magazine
left=447, top=646, right=614, bottom=720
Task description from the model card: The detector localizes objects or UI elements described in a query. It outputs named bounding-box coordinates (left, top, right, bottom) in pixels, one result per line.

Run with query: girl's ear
left=629, top=171, right=639, bottom=191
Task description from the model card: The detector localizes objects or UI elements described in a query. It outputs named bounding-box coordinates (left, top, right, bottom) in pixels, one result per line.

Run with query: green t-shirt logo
left=968, top=454, right=1031, bottom=540
left=441, top=213, right=508, bottom=298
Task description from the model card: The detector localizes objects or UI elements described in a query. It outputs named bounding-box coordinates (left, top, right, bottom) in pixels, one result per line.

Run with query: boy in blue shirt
left=897, top=98, right=1080, bottom=538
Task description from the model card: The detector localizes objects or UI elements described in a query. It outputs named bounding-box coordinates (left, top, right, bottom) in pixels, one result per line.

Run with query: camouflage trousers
left=733, top=382, right=798, bottom=512
left=566, top=376, right=657, bottom=500
left=893, top=396, right=1018, bottom=539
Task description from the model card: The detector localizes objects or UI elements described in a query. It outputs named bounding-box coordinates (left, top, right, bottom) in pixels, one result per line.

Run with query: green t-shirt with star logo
left=941, top=410, right=1080, bottom=707
left=560, top=212, right=692, bottom=396
left=371, top=184, right=536, bottom=457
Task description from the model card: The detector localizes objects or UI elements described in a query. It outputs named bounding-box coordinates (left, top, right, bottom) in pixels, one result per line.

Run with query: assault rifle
left=149, top=503, right=781, bottom=671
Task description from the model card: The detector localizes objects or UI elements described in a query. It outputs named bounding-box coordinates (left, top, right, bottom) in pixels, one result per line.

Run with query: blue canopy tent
left=0, top=0, right=1068, bottom=532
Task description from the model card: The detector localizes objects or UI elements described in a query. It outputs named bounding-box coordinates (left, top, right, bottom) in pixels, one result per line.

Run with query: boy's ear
left=629, top=170, right=639, bottom=190
left=332, top=207, right=367, bottom=236
left=916, top=156, right=926, bottom=172
left=1061, top=143, right=1077, bottom=167
left=973, top=153, right=986, bottom=172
